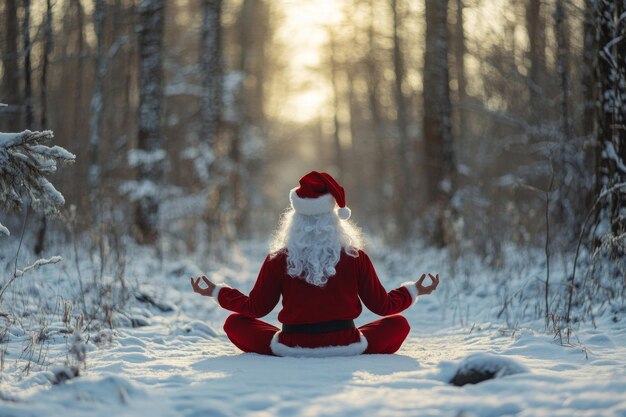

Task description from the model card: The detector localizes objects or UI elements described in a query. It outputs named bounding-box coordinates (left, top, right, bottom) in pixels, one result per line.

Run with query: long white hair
left=269, top=208, right=364, bottom=287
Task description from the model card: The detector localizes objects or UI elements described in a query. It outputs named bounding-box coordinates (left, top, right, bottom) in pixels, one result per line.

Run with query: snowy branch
left=15, top=256, right=63, bottom=277
left=0, top=130, right=75, bottom=235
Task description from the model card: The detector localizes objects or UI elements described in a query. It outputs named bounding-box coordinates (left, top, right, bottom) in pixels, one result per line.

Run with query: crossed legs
left=223, top=313, right=410, bottom=356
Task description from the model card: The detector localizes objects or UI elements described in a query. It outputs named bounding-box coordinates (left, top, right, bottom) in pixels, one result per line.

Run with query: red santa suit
left=215, top=249, right=418, bottom=357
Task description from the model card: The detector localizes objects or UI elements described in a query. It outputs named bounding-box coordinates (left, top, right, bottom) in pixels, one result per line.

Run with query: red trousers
left=223, top=313, right=410, bottom=356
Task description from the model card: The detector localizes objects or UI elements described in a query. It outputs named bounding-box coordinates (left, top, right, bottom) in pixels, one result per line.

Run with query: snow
left=603, top=142, right=626, bottom=174
left=0, top=222, right=9, bottom=236
left=0, top=241, right=624, bottom=417
left=127, top=148, right=166, bottom=169
left=27, top=144, right=76, bottom=162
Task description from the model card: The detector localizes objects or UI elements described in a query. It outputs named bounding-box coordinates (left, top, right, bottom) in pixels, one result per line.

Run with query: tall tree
left=88, top=0, right=106, bottom=211
left=328, top=28, right=344, bottom=176
left=201, top=0, right=222, bottom=152
left=201, top=0, right=226, bottom=249
left=525, top=0, right=547, bottom=127
left=134, top=0, right=165, bottom=244
left=423, top=0, right=454, bottom=247
left=594, top=0, right=626, bottom=247
left=581, top=0, right=596, bottom=139
left=22, top=0, right=34, bottom=128
left=1, top=0, right=21, bottom=131
left=365, top=0, right=390, bottom=233
left=452, top=0, right=467, bottom=157
left=34, top=0, right=54, bottom=255
left=390, top=0, right=411, bottom=237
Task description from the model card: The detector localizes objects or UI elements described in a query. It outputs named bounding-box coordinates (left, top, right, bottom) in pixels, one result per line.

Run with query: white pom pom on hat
left=289, top=171, right=352, bottom=220
left=337, top=207, right=351, bottom=220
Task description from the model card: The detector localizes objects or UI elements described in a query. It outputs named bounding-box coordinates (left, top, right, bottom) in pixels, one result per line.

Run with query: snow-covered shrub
left=0, top=130, right=75, bottom=236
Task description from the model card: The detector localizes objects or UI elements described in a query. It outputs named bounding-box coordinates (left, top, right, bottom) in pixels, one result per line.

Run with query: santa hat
left=289, top=171, right=352, bottom=220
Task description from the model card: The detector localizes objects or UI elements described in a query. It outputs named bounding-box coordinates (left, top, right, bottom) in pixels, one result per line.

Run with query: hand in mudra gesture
left=416, top=273, right=439, bottom=295
left=191, top=275, right=216, bottom=297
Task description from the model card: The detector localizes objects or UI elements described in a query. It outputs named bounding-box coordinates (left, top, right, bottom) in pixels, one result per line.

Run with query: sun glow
left=271, top=0, right=346, bottom=123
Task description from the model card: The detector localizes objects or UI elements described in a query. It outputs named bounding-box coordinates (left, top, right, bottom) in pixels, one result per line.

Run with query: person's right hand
left=416, top=273, right=439, bottom=295
left=190, top=275, right=216, bottom=297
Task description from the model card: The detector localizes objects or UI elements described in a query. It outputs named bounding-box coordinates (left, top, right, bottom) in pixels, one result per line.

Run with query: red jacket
left=217, top=249, right=418, bottom=356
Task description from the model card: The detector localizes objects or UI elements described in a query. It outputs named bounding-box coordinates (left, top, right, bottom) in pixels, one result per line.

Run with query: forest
left=0, top=0, right=625, bottom=416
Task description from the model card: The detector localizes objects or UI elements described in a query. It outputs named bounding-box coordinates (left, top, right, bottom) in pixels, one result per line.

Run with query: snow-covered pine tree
left=0, top=130, right=76, bottom=236
left=595, top=0, right=626, bottom=253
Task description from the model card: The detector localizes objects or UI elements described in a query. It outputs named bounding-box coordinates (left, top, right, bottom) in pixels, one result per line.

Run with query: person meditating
left=191, top=171, right=440, bottom=357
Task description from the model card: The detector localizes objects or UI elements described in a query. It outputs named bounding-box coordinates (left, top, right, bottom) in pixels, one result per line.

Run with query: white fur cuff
left=401, top=281, right=419, bottom=305
left=270, top=332, right=368, bottom=357
left=289, top=188, right=336, bottom=216
left=213, top=283, right=230, bottom=299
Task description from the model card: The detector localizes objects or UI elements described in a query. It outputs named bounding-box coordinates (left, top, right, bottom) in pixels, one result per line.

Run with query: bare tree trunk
left=525, top=0, right=547, bottom=127
left=88, top=0, right=106, bottom=216
left=23, top=0, right=34, bottom=128
left=452, top=0, right=467, bottom=159
left=581, top=0, right=598, bottom=218
left=581, top=0, right=596, bottom=139
left=134, top=0, right=165, bottom=245
left=201, top=0, right=222, bottom=150
left=366, top=0, right=389, bottom=233
left=391, top=0, right=411, bottom=238
left=595, top=0, right=626, bottom=243
left=201, top=0, right=225, bottom=250
left=423, top=0, right=454, bottom=248
left=1, top=0, right=21, bottom=131
left=71, top=0, right=86, bottom=205
left=34, top=0, right=54, bottom=255
left=329, top=29, right=343, bottom=176
left=40, top=0, right=53, bottom=130
left=554, top=0, right=571, bottom=144
left=233, top=0, right=267, bottom=236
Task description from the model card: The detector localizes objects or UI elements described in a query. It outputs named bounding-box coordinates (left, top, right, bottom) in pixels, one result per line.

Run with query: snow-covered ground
left=0, top=240, right=625, bottom=417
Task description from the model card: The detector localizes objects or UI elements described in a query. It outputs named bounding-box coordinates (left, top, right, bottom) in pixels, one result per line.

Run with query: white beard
left=270, top=209, right=364, bottom=287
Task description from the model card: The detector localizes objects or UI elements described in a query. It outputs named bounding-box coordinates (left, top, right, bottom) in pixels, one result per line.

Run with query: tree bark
left=88, top=0, right=106, bottom=210
left=365, top=0, right=390, bottom=234
left=525, top=0, right=547, bottom=127
left=423, top=0, right=454, bottom=248
left=329, top=28, right=343, bottom=176
left=201, top=0, right=222, bottom=151
left=34, top=0, right=54, bottom=255
left=134, top=0, right=165, bottom=245
left=452, top=0, right=467, bottom=158
left=201, top=0, right=226, bottom=250
left=595, top=0, right=626, bottom=243
left=581, top=0, right=596, bottom=139
left=391, top=0, right=411, bottom=238
left=22, top=0, right=34, bottom=128
left=1, top=0, right=21, bottom=131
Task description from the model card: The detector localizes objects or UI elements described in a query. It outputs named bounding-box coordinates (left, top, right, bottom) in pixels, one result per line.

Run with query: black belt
left=282, top=319, right=355, bottom=334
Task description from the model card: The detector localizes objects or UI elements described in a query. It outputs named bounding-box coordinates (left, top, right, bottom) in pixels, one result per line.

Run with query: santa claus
left=191, top=171, right=439, bottom=357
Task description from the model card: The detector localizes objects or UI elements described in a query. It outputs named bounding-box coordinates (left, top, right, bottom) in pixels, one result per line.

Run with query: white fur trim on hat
left=270, top=331, right=368, bottom=357
left=289, top=187, right=336, bottom=216
left=401, top=281, right=419, bottom=305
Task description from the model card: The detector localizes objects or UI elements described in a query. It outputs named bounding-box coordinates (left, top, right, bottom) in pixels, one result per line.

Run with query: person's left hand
left=190, top=275, right=216, bottom=297
left=416, top=273, right=440, bottom=295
